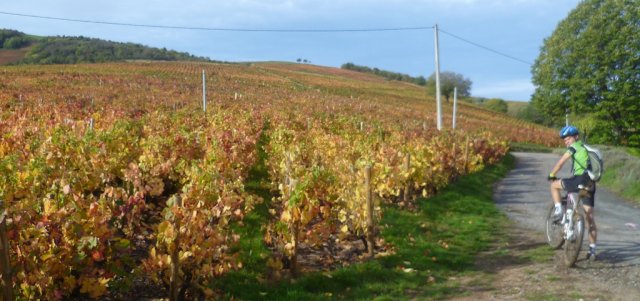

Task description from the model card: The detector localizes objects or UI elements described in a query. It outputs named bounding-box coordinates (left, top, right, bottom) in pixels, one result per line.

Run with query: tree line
left=0, top=29, right=31, bottom=49
left=341, top=62, right=427, bottom=86
left=0, top=29, right=211, bottom=65
left=341, top=63, right=476, bottom=102
left=341, top=62, right=517, bottom=114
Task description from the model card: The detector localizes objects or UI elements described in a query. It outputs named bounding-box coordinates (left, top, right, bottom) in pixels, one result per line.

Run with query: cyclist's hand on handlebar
left=547, top=174, right=558, bottom=181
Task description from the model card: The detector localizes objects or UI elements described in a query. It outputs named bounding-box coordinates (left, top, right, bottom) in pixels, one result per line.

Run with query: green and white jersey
left=566, top=141, right=589, bottom=176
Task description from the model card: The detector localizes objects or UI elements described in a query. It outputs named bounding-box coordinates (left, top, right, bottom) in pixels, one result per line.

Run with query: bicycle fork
left=563, top=193, right=578, bottom=241
left=564, top=209, right=574, bottom=241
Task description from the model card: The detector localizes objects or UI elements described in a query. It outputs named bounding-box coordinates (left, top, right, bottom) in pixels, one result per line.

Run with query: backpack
left=575, top=144, right=604, bottom=182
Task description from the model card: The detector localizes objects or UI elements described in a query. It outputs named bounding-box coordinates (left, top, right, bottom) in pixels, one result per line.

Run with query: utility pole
left=452, top=87, right=457, bottom=129
left=202, top=69, right=207, bottom=113
left=434, top=24, right=442, bottom=131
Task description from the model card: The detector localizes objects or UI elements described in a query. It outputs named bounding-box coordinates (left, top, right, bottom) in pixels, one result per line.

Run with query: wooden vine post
left=403, top=153, right=411, bottom=203
left=284, top=153, right=299, bottom=277
left=364, top=165, right=375, bottom=258
left=452, top=142, right=458, bottom=177
left=289, top=178, right=299, bottom=278
left=169, top=196, right=182, bottom=301
left=284, top=153, right=292, bottom=191
left=0, top=200, right=12, bottom=301
left=463, top=136, right=470, bottom=174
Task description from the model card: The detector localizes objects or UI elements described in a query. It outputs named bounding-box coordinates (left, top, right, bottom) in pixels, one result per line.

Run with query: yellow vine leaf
left=280, top=210, right=291, bottom=222
left=79, top=277, right=109, bottom=298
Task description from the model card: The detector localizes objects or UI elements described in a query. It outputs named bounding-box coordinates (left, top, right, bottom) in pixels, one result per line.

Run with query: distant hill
left=0, top=28, right=211, bottom=65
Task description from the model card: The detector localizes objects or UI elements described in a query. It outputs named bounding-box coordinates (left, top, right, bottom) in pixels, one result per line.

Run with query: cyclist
left=548, top=125, right=597, bottom=260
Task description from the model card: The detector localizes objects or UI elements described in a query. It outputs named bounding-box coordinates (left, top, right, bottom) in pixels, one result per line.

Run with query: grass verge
left=215, top=150, right=517, bottom=300
left=626, top=147, right=640, bottom=158
left=596, top=146, right=640, bottom=204
left=509, top=142, right=553, bottom=153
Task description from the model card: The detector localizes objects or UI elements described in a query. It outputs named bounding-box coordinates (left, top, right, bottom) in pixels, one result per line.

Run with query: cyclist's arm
left=550, top=151, right=572, bottom=177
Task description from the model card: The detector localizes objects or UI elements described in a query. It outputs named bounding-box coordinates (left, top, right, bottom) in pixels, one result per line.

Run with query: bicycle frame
left=562, top=193, right=582, bottom=241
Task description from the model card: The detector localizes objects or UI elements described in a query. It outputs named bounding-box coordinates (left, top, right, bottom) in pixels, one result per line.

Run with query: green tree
left=426, top=71, right=472, bottom=102
left=531, top=0, right=640, bottom=146
left=0, top=29, right=25, bottom=47
left=572, top=114, right=601, bottom=143
left=516, top=103, right=549, bottom=125
left=3, top=36, right=30, bottom=49
left=484, top=98, right=508, bottom=113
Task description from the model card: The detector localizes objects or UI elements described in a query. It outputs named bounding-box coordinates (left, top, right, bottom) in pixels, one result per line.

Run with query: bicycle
left=545, top=180, right=590, bottom=267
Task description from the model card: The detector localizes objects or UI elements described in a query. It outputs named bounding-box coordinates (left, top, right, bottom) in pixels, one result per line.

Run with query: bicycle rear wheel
left=545, top=203, right=564, bottom=249
left=563, top=212, right=585, bottom=267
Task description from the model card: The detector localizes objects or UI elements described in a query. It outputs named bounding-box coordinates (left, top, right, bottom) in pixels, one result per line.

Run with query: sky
left=0, top=0, right=580, bottom=101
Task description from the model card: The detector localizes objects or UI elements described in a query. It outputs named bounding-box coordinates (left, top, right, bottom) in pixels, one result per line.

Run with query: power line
left=0, top=11, right=433, bottom=32
left=438, top=27, right=533, bottom=66
left=1, top=10, right=531, bottom=66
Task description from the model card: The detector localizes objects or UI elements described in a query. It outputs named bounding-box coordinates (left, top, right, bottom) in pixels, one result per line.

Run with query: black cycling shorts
left=561, top=173, right=596, bottom=207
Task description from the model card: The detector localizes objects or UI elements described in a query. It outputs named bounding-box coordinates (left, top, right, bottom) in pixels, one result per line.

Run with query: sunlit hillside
left=1, top=61, right=556, bottom=146
left=257, top=62, right=556, bottom=146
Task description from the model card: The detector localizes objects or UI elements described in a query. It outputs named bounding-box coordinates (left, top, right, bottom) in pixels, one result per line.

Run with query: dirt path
left=448, top=152, right=640, bottom=301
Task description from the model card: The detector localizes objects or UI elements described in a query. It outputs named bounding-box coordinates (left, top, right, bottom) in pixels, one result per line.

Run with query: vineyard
left=0, top=61, right=557, bottom=300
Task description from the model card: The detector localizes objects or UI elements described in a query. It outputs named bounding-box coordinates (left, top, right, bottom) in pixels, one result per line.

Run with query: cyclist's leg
left=583, top=205, right=596, bottom=244
left=582, top=183, right=598, bottom=260
left=582, top=190, right=597, bottom=245
left=549, top=180, right=565, bottom=221
left=550, top=179, right=564, bottom=204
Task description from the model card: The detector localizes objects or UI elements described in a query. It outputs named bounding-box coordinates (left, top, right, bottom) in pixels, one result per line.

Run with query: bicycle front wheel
left=563, top=212, right=585, bottom=267
left=545, top=203, right=564, bottom=249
